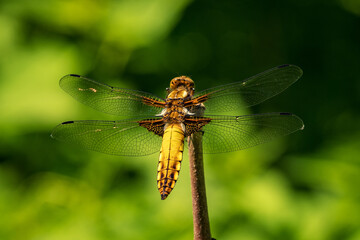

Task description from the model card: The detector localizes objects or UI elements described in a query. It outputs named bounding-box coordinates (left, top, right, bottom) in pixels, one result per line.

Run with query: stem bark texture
left=188, top=132, right=213, bottom=240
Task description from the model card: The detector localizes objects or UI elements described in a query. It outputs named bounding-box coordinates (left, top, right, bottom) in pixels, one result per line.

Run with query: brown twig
left=188, top=132, right=214, bottom=240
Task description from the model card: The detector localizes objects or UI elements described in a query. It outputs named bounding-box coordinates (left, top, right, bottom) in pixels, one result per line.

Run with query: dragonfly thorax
left=164, top=82, right=193, bottom=122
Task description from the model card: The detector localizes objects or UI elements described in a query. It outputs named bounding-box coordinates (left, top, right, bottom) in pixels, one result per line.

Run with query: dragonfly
left=51, top=64, right=304, bottom=200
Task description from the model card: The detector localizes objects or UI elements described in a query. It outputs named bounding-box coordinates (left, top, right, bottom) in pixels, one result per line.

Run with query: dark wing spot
left=69, top=74, right=81, bottom=77
left=278, top=64, right=290, bottom=68
left=280, top=112, right=292, bottom=115
left=62, top=121, right=74, bottom=124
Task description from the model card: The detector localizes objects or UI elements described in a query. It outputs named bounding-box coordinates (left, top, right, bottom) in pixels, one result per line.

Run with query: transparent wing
left=51, top=118, right=163, bottom=156
left=60, top=74, right=166, bottom=116
left=193, top=65, right=303, bottom=114
left=200, top=113, right=304, bottom=154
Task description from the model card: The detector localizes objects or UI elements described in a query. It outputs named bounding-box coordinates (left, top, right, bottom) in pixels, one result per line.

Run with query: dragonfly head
left=170, top=76, right=195, bottom=92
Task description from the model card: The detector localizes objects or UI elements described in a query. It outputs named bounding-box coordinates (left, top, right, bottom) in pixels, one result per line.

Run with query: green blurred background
left=1, top=0, right=360, bottom=239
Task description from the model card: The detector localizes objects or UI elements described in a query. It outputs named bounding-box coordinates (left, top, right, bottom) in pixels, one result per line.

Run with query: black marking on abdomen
left=62, top=121, right=74, bottom=124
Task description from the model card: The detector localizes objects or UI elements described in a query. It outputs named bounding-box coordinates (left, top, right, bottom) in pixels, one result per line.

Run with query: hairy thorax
left=163, top=84, right=193, bottom=123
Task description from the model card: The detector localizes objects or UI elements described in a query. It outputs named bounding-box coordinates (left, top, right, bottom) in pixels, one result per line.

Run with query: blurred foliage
left=0, top=0, right=359, bottom=239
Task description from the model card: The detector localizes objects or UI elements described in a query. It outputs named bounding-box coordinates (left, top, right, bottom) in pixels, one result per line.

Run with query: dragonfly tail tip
left=161, top=194, right=168, bottom=200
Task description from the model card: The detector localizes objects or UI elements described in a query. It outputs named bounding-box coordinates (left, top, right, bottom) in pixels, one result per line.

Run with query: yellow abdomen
left=157, top=123, right=184, bottom=200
